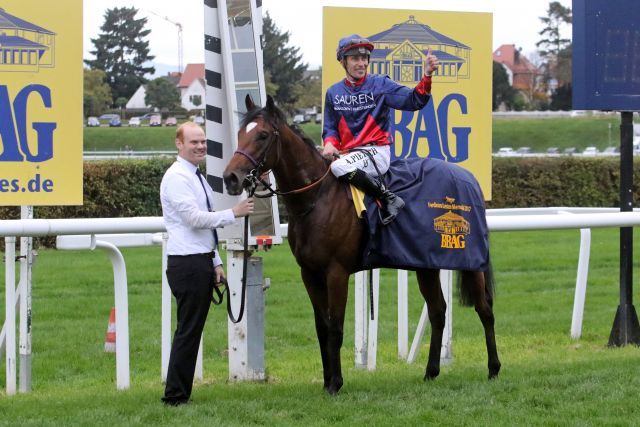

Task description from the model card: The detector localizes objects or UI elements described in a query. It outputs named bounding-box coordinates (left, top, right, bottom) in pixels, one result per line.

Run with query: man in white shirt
left=160, top=122, right=254, bottom=406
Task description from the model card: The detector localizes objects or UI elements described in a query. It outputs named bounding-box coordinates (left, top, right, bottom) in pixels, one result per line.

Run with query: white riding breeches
left=330, top=145, right=391, bottom=178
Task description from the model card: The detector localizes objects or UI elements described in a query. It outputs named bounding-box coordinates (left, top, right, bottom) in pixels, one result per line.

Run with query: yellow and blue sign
left=0, top=1, right=83, bottom=206
left=322, top=7, right=493, bottom=198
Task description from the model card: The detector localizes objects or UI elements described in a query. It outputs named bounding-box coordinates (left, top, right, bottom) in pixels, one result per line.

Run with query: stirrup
left=379, top=209, right=398, bottom=225
left=379, top=194, right=405, bottom=225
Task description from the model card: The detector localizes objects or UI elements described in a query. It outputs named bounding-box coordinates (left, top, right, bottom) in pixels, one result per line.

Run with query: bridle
left=223, top=120, right=332, bottom=323
left=232, top=124, right=332, bottom=198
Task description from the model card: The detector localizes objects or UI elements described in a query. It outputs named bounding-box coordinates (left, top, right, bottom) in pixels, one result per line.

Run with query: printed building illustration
left=0, top=8, right=56, bottom=72
left=433, top=211, right=470, bottom=235
left=367, top=15, right=470, bottom=84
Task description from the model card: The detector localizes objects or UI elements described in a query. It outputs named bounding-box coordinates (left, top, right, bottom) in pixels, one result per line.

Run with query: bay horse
left=223, top=95, right=500, bottom=394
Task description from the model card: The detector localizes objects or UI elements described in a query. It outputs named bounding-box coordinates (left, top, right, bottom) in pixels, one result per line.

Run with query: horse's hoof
left=424, top=367, right=440, bottom=381
left=325, top=386, right=339, bottom=395
left=323, top=377, right=343, bottom=395
left=488, top=362, right=501, bottom=380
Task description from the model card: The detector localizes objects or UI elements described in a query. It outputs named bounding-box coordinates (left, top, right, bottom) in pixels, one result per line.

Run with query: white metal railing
left=3, top=209, right=640, bottom=392
left=83, top=151, right=174, bottom=161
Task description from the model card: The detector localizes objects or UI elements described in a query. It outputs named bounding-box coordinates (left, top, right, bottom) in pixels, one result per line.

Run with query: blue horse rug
left=361, top=157, right=489, bottom=272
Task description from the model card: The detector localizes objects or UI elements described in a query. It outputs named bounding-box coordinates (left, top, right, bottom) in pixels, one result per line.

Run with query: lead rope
left=213, top=187, right=254, bottom=324
left=226, top=185, right=256, bottom=324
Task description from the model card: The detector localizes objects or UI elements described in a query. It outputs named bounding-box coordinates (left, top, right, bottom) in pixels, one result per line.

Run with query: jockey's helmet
left=336, top=35, right=374, bottom=61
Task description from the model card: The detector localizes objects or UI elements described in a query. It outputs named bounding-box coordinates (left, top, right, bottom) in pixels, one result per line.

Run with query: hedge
left=487, top=157, right=625, bottom=208
left=0, top=157, right=635, bottom=247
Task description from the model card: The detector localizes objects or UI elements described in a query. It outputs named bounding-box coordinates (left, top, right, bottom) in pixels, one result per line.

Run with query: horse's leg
left=322, top=264, right=349, bottom=394
left=300, top=267, right=332, bottom=390
left=416, top=268, right=446, bottom=381
left=461, top=270, right=501, bottom=379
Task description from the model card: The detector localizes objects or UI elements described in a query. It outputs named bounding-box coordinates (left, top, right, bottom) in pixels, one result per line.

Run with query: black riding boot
left=343, top=169, right=405, bottom=225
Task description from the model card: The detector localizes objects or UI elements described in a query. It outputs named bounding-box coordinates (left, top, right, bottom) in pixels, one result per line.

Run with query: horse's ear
left=266, top=95, right=276, bottom=114
left=245, top=94, right=256, bottom=111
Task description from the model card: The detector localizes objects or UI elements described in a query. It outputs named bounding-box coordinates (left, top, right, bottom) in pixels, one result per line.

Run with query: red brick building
left=493, top=44, right=540, bottom=93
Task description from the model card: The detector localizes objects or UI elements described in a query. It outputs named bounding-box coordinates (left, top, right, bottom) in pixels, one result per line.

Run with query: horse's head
left=223, top=95, right=286, bottom=196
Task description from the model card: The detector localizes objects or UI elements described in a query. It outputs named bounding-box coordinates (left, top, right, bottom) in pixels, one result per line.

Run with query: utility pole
left=147, top=10, right=183, bottom=73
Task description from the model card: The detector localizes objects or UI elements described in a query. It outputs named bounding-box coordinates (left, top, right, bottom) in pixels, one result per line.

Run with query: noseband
left=233, top=128, right=280, bottom=196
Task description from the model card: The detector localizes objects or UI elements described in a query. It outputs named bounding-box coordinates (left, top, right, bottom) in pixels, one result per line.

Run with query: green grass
left=84, top=127, right=177, bottom=151
left=83, top=123, right=322, bottom=152
left=492, top=116, right=621, bottom=152
left=1, top=229, right=640, bottom=425
left=85, top=117, right=622, bottom=155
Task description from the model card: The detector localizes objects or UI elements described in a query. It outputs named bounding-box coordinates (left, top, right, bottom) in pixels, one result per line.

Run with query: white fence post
left=354, top=271, right=368, bottom=368
left=440, top=270, right=453, bottom=364
left=19, top=205, right=33, bottom=393
left=5, top=237, right=17, bottom=395
left=397, top=270, right=408, bottom=359
left=161, top=233, right=171, bottom=382
left=366, top=269, right=380, bottom=370
left=571, top=228, right=592, bottom=338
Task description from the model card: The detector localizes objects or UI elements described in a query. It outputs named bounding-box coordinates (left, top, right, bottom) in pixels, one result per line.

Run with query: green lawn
left=492, top=115, right=621, bottom=152
left=84, top=126, right=177, bottom=151
left=84, top=116, right=623, bottom=155
left=1, top=229, right=640, bottom=425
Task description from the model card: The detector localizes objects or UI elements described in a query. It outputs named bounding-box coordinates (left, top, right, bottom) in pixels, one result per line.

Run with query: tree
left=263, top=13, right=307, bottom=113
left=83, top=68, right=112, bottom=117
left=550, top=82, right=572, bottom=110
left=492, top=62, right=515, bottom=111
left=115, top=97, right=128, bottom=109
left=294, top=69, right=322, bottom=111
left=144, top=77, right=181, bottom=111
left=85, top=7, right=155, bottom=105
left=536, top=2, right=572, bottom=90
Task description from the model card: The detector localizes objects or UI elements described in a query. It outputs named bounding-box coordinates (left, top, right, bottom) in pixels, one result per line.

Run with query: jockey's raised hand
left=426, top=48, right=439, bottom=76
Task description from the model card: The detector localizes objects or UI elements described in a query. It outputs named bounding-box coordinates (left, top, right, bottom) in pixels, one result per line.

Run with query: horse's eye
left=257, top=131, right=270, bottom=140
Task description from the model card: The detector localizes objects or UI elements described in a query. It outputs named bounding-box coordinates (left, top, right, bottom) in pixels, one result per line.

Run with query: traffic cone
left=104, top=307, right=116, bottom=353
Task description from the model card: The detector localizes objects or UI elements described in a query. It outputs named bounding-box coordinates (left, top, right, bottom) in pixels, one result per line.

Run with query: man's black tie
left=196, top=168, right=219, bottom=251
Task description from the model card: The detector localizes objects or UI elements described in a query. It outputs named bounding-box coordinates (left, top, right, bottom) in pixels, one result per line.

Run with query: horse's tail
left=456, top=253, right=495, bottom=307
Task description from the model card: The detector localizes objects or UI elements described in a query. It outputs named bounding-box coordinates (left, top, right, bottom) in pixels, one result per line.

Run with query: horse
left=223, top=95, right=501, bottom=394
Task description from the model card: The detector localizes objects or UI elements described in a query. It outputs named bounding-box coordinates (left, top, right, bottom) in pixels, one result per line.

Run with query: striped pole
left=203, top=0, right=238, bottom=212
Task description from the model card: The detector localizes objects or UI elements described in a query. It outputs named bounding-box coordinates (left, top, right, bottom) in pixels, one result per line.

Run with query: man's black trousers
left=162, top=253, right=214, bottom=403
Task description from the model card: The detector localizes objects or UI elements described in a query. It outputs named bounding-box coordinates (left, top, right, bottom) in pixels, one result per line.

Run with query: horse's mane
left=240, top=104, right=326, bottom=161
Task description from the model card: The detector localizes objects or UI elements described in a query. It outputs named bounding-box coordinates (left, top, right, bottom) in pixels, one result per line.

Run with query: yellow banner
left=0, top=1, right=83, bottom=206
left=322, top=7, right=493, bottom=199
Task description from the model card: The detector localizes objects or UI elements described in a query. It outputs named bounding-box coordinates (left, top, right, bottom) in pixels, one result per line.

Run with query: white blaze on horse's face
left=245, top=122, right=257, bottom=134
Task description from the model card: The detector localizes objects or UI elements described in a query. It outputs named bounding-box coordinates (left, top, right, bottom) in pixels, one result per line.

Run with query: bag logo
left=428, top=197, right=471, bottom=249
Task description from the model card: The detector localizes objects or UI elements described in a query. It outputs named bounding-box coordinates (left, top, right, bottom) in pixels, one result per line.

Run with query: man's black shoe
left=161, top=397, right=190, bottom=406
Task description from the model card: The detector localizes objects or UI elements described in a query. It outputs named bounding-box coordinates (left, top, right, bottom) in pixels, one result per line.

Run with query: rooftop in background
left=177, top=63, right=204, bottom=88
left=493, top=44, right=540, bottom=91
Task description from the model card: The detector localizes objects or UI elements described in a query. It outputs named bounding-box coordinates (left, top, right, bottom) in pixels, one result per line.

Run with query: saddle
left=360, top=157, right=489, bottom=272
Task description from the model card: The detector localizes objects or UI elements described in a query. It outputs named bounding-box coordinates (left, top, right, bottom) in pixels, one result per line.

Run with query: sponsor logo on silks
left=429, top=197, right=471, bottom=249
left=0, top=8, right=56, bottom=73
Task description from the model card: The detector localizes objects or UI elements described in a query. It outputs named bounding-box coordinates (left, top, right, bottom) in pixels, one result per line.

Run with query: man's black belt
left=168, top=251, right=216, bottom=259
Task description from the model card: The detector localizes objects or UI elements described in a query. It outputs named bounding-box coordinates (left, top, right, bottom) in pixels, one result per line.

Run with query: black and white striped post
left=203, top=0, right=267, bottom=382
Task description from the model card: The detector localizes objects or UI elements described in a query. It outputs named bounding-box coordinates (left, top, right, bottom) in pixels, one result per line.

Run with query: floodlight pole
left=609, top=111, right=640, bottom=346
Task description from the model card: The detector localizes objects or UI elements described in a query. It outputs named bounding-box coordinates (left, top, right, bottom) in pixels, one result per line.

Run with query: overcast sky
left=83, top=0, right=572, bottom=73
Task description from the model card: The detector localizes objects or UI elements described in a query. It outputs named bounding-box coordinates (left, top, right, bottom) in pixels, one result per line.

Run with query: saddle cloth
left=361, top=157, right=489, bottom=272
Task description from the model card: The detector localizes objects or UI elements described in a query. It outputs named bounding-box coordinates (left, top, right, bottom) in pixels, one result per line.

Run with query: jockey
left=322, top=34, right=439, bottom=224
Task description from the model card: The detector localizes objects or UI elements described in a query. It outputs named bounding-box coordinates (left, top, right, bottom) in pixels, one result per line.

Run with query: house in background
left=177, top=63, right=205, bottom=111
left=125, top=85, right=150, bottom=110
left=493, top=44, right=540, bottom=97
left=126, top=65, right=205, bottom=113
